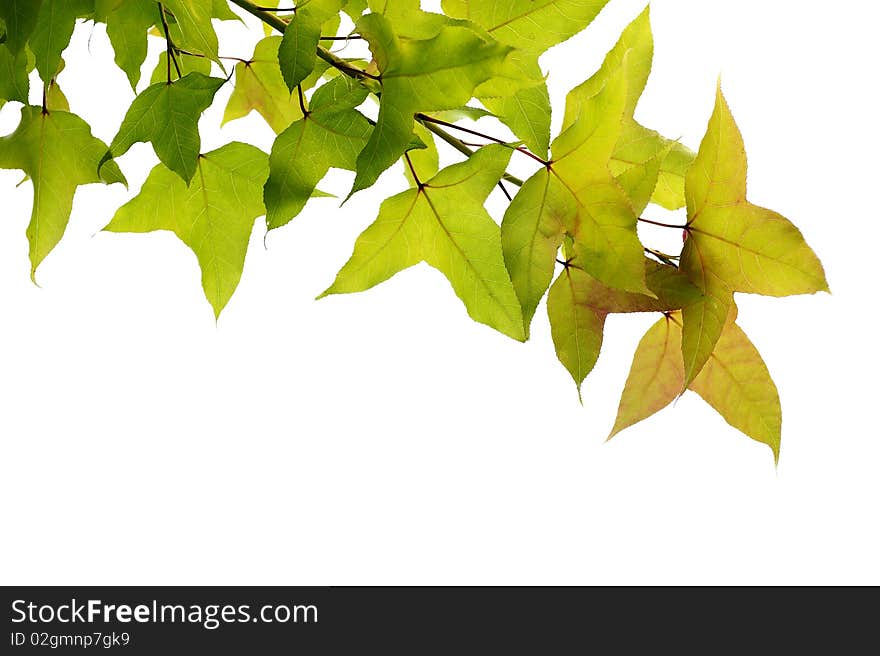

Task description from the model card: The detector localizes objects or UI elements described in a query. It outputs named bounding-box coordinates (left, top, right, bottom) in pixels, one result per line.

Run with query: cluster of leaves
left=0, top=0, right=827, bottom=461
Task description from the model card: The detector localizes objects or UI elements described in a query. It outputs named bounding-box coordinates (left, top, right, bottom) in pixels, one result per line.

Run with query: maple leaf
left=0, top=43, right=30, bottom=108
left=547, top=261, right=700, bottom=394
left=0, top=0, right=43, bottom=55
left=0, top=106, right=126, bottom=280
left=680, top=83, right=829, bottom=385
left=502, top=57, right=650, bottom=335
left=264, top=76, right=373, bottom=230
left=610, top=310, right=783, bottom=463
left=441, top=0, right=612, bottom=157
left=348, top=13, right=513, bottom=197
left=104, top=142, right=270, bottom=318
left=162, top=0, right=221, bottom=65
left=563, top=7, right=694, bottom=212
left=322, top=145, right=525, bottom=341
left=278, top=0, right=343, bottom=92
left=28, top=0, right=92, bottom=84
left=104, top=72, right=226, bottom=184
left=223, top=36, right=328, bottom=134
left=96, top=0, right=157, bottom=89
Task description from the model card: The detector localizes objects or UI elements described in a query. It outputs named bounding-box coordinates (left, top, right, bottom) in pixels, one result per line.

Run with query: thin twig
left=157, top=2, right=182, bottom=81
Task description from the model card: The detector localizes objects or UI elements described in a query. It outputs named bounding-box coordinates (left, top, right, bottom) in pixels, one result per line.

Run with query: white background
left=1, top=1, right=877, bottom=585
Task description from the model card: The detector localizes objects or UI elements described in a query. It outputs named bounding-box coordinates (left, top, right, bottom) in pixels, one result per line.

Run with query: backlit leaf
left=0, top=106, right=126, bottom=279
left=349, top=13, right=513, bottom=197
left=680, top=83, right=828, bottom=385
left=105, top=142, right=270, bottom=318
left=223, top=36, right=328, bottom=134
left=611, top=311, right=782, bottom=462
left=323, top=144, right=525, bottom=340
left=264, top=76, right=372, bottom=229
left=550, top=58, right=649, bottom=295
left=547, top=262, right=699, bottom=392
left=29, top=0, right=91, bottom=84
left=101, top=0, right=157, bottom=89
left=563, top=7, right=694, bottom=211
left=162, top=0, right=220, bottom=64
left=442, top=0, right=611, bottom=156
left=0, top=0, right=42, bottom=55
left=106, top=72, right=225, bottom=184
left=278, top=0, right=342, bottom=92
left=0, top=43, right=30, bottom=106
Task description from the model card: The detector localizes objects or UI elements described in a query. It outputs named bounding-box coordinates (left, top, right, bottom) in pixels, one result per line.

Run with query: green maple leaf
left=105, top=72, right=226, bottom=184
left=223, top=36, right=326, bottom=134
left=322, top=144, right=525, bottom=341
left=502, top=57, right=650, bottom=335
left=680, top=83, right=828, bottom=386
left=0, top=106, right=126, bottom=280
left=0, top=43, right=30, bottom=107
left=442, top=0, right=611, bottom=157
left=211, top=0, right=240, bottom=22
left=28, top=0, right=92, bottom=84
left=264, top=76, right=373, bottom=230
left=278, top=0, right=342, bottom=92
left=547, top=261, right=699, bottom=395
left=610, top=310, right=783, bottom=463
left=104, top=142, right=270, bottom=318
left=563, top=7, right=694, bottom=211
left=97, top=0, right=156, bottom=89
left=161, top=0, right=220, bottom=64
left=349, top=13, right=513, bottom=197
left=0, top=0, right=42, bottom=55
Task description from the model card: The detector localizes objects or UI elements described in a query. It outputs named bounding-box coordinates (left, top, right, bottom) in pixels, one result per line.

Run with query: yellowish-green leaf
left=264, top=76, right=372, bottom=229
left=101, top=0, right=156, bottom=89
left=689, top=317, right=782, bottom=463
left=501, top=168, right=572, bottom=335
left=323, top=144, right=525, bottom=340
left=550, top=57, right=649, bottom=296
left=0, top=43, right=30, bottom=106
left=349, top=13, right=513, bottom=196
left=563, top=7, right=694, bottom=211
left=106, top=72, right=225, bottom=184
left=0, top=106, right=126, bottom=280
left=29, top=0, right=91, bottom=84
left=608, top=315, right=685, bottom=439
left=211, top=0, right=240, bottom=22
left=223, top=36, right=329, bottom=134
left=547, top=261, right=699, bottom=392
left=442, top=0, right=611, bottom=156
left=162, top=0, right=220, bottom=64
left=104, top=142, right=269, bottom=318
left=278, top=0, right=342, bottom=91
left=680, top=83, right=828, bottom=385
left=611, top=311, right=782, bottom=462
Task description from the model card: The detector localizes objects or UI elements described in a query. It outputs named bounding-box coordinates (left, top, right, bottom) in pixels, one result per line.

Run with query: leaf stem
left=404, top=153, right=422, bottom=188
left=417, top=113, right=549, bottom=166
left=418, top=119, right=525, bottom=187
left=296, top=84, right=308, bottom=115
left=158, top=2, right=182, bottom=82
